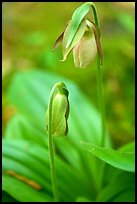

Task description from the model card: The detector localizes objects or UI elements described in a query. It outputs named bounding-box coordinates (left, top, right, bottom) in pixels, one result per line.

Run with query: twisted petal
left=53, top=32, right=64, bottom=50
left=53, top=21, right=70, bottom=50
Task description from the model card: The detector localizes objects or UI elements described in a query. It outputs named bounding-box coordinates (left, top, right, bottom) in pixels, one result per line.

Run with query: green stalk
left=47, top=83, right=60, bottom=202
left=90, top=3, right=106, bottom=147
left=90, top=3, right=106, bottom=191
left=47, top=82, right=68, bottom=201
left=89, top=2, right=100, bottom=28
left=96, top=58, right=106, bottom=147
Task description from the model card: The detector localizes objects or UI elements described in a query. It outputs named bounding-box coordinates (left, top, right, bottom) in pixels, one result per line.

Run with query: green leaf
left=96, top=172, right=135, bottom=202
left=7, top=70, right=111, bottom=194
left=2, top=140, right=53, bottom=202
left=4, top=113, right=84, bottom=177
left=66, top=2, right=91, bottom=48
left=4, top=114, right=46, bottom=146
left=3, top=175, right=53, bottom=202
left=2, top=140, right=92, bottom=201
left=8, top=70, right=111, bottom=147
left=76, top=197, right=93, bottom=202
left=8, top=70, right=111, bottom=187
left=119, top=141, right=135, bottom=152
left=101, top=142, right=135, bottom=187
left=2, top=191, right=18, bottom=202
left=81, top=142, right=135, bottom=172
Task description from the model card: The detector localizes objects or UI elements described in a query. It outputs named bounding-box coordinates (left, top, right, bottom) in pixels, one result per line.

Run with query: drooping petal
left=53, top=21, right=70, bottom=50
left=73, top=28, right=97, bottom=68
left=66, top=2, right=92, bottom=48
left=86, top=20, right=103, bottom=65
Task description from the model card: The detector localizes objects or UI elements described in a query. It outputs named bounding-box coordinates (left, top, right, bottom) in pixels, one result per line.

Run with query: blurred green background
left=2, top=2, right=135, bottom=147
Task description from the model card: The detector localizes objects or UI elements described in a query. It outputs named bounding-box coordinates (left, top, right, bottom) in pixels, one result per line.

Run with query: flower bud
left=46, top=87, right=69, bottom=137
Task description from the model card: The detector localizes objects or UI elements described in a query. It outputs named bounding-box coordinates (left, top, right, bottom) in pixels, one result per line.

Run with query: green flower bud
left=46, top=84, right=69, bottom=137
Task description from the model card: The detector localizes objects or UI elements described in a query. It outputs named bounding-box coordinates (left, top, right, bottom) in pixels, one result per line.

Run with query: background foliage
left=2, top=2, right=135, bottom=202
left=2, top=2, right=135, bottom=146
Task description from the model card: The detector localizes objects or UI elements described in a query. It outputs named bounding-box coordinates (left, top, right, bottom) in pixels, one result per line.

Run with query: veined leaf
left=7, top=70, right=111, bottom=193
left=3, top=175, right=53, bottom=202
left=81, top=142, right=135, bottom=172
left=2, top=191, right=18, bottom=202
left=119, top=141, right=135, bottom=152
left=4, top=114, right=46, bottom=146
left=100, top=141, right=135, bottom=187
left=96, top=172, right=135, bottom=202
left=8, top=70, right=111, bottom=147
left=4, top=113, right=85, bottom=177
left=2, top=140, right=92, bottom=201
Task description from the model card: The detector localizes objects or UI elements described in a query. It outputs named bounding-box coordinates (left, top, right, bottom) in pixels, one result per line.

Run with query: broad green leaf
left=4, top=114, right=46, bottom=146
left=4, top=113, right=85, bottom=177
left=81, top=142, right=135, bottom=172
left=2, top=141, right=52, bottom=195
left=96, top=172, right=135, bottom=202
left=101, top=142, right=135, bottom=187
left=2, top=140, right=92, bottom=201
left=8, top=70, right=111, bottom=191
left=2, top=191, right=18, bottom=202
left=8, top=70, right=111, bottom=147
left=112, top=190, right=135, bottom=202
left=66, top=2, right=91, bottom=48
left=3, top=175, right=53, bottom=202
left=76, top=197, right=93, bottom=202
left=119, top=141, right=135, bottom=152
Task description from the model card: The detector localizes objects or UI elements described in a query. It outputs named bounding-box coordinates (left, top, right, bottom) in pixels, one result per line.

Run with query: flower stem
left=90, top=2, right=106, bottom=146
left=47, top=83, right=60, bottom=202
left=89, top=2, right=100, bottom=28
left=96, top=57, right=106, bottom=147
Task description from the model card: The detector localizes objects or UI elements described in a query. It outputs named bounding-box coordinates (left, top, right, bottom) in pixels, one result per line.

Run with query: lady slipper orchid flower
left=54, top=18, right=103, bottom=68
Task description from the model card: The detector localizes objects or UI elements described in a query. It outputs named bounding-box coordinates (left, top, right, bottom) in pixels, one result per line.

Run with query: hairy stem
left=47, top=83, right=60, bottom=202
